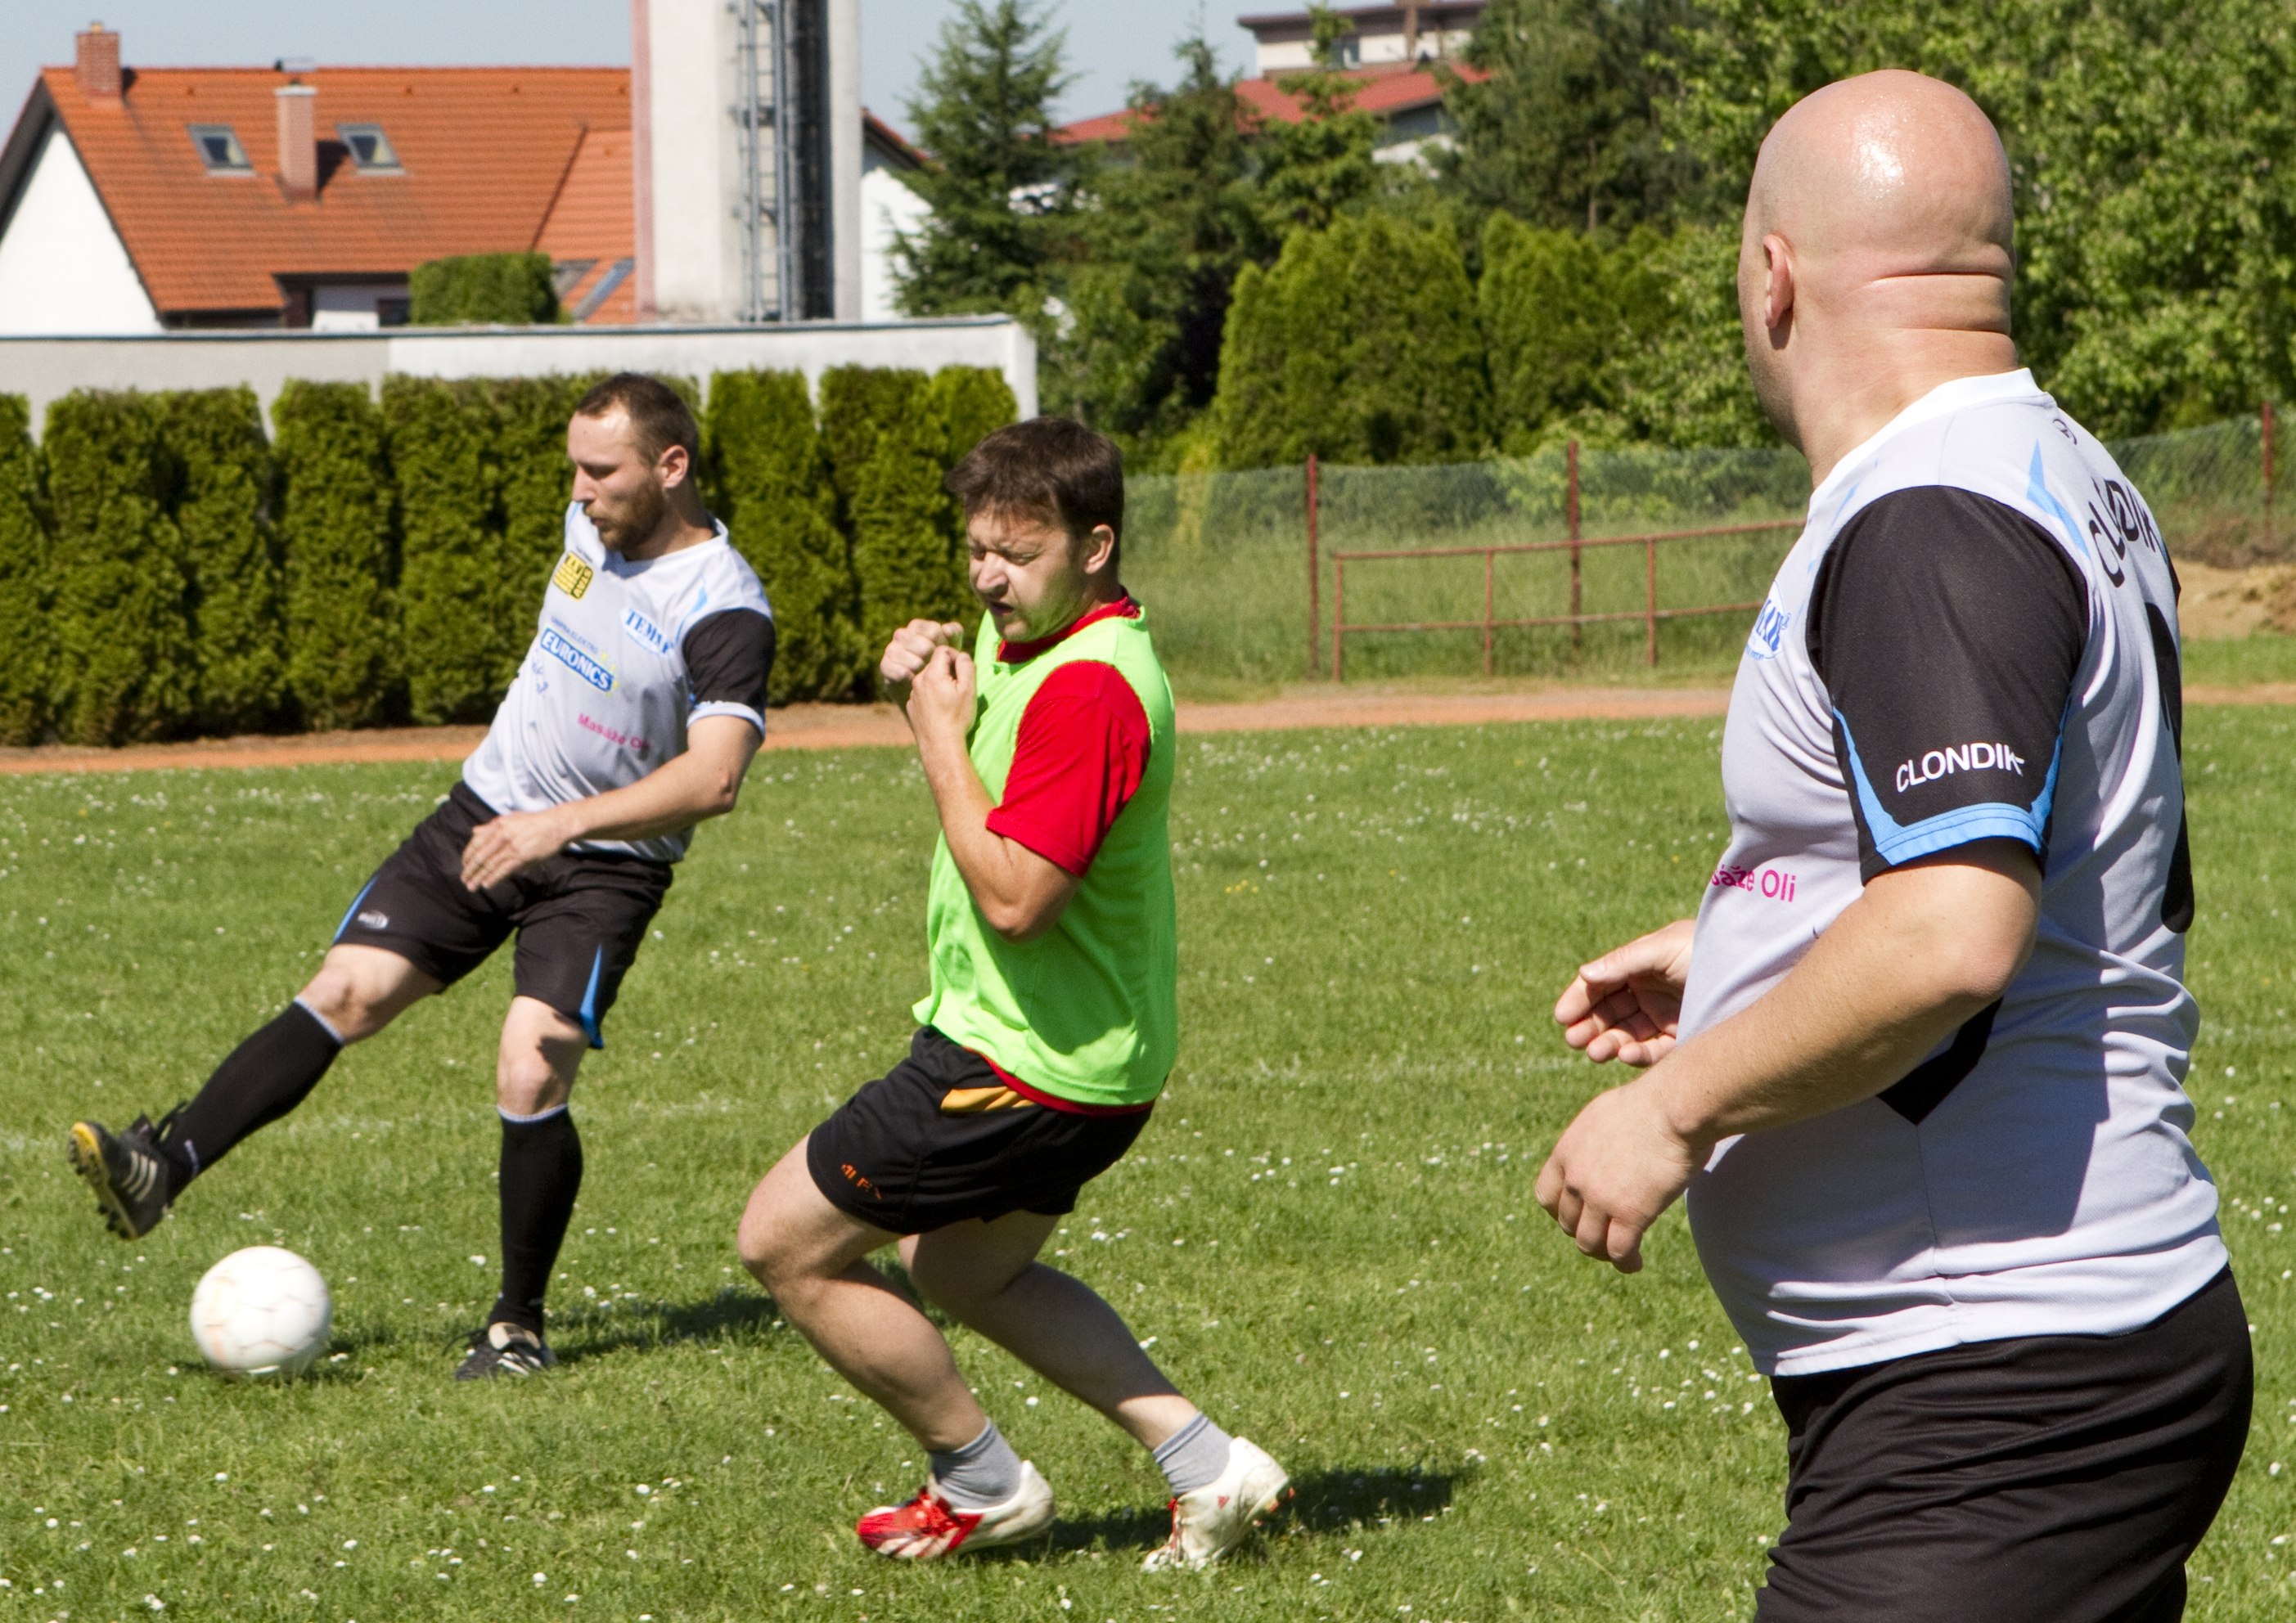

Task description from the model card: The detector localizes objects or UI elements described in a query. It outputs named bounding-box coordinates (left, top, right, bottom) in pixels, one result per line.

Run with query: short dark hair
left=945, top=416, right=1125, bottom=571
left=574, top=371, right=700, bottom=466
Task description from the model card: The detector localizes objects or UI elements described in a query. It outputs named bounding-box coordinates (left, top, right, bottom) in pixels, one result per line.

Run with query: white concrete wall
left=860, top=164, right=927, bottom=324
left=0, top=316, right=1038, bottom=435
left=0, top=127, right=161, bottom=336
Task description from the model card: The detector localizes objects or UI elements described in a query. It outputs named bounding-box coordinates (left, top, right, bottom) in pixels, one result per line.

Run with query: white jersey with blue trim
left=1679, top=368, right=2222, bottom=1377
left=462, top=504, right=773, bottom=865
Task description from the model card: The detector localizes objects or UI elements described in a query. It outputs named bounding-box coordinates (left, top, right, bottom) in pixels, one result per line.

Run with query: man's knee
left=495, top=999, right=583, bottom=1117
left=738, top=1144, right=856, bottom=1299
left=299, top=947, right=428, bottom=1042
left=906, top=1239, right=1028, bottom=1320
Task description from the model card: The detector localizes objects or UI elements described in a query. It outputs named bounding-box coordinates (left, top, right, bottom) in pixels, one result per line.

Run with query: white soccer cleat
left=1141, top=1436, right=1290, bottom=1572
left=854, top=1460, right=1056, bottom=1559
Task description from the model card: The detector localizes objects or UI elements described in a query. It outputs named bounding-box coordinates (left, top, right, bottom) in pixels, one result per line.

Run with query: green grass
left=0, top=711, right=2291, bottom=1620
left=2185, top=636, right=2296, bottom=687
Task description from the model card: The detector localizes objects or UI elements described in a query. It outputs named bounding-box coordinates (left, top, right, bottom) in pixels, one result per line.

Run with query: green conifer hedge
left=408, top=253, right=560, bottom=326
left=822, top=366, right=975, bottom=659
left=385, top=377, right=506, bottom=723
left=160, top=388, right=286, bottom=734
left=273, top=382, right=400, bottom=730
left=1210, top=214, right=1492, bottom=469
left=2, top=362, right=1013, bottom=743
left=705, top=369, right=864, bottom=702
left=44, top=391, right=196, bottom=744
left=0, top=396, right=49, bottom=746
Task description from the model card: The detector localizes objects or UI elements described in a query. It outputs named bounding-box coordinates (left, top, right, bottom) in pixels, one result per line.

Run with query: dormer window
left=338, top=124, right=401, bottom=173
left=188, top=124, right=251, bottom=173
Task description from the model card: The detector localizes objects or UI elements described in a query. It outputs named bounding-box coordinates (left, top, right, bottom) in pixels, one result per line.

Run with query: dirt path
left=0, top=680, right=2281, bottom=777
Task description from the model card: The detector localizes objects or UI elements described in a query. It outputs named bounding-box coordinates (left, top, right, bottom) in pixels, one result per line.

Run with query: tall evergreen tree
left=1058, top=34, right=1275, bottom=461
left=1438, top=0, right=1699, bottom=235
left=1255, top=5, right=1381, bottom=235
left=892, top=0, right=1079, bottom=321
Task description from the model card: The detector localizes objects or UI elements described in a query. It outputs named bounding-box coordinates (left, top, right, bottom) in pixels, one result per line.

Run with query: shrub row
left=0, top=365, right=1016, bottom=746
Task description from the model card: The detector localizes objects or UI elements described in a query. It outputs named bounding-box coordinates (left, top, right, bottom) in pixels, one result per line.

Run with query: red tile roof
left=1057, top=61, right=1481, bottom=146
left=533, top=126, right=635, bottom=324
left=35, top=63, right=630, bottom=318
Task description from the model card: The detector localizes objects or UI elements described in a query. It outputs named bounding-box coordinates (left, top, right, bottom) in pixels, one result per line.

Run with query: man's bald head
left=1748, top=70, right=2014, bottom=282
left=1739, top=70, right=2022, bottom=472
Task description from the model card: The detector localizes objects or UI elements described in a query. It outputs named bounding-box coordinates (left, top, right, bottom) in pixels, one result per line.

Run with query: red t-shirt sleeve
left=984, top=661, right=1153, bottom=876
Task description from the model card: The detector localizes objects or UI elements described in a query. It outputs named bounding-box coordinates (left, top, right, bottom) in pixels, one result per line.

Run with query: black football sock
left=157, top=1000, right=344, bottom=1198
left=491, top=1106, right=583, bottom=1336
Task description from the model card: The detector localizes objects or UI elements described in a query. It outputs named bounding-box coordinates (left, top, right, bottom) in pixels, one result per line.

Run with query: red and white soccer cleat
left=1141, top=1436, right=1291, bottom=1572
left=854, top=1461, right=1056, bottom=1559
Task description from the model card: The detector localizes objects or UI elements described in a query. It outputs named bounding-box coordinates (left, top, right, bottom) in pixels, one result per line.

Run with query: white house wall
left=0, top=127, right=160, bottom=336
left=860, top=165, right=927, bottom=324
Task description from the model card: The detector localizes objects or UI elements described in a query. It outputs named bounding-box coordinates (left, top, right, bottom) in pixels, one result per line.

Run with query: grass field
left=2, top=711, right=2294, bottom=1621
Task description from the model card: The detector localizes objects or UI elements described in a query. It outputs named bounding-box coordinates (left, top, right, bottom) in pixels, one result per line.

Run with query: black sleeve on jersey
left=682, top=609, right=776, bottom=721
left=1805, top=486, right=2088, bottom=883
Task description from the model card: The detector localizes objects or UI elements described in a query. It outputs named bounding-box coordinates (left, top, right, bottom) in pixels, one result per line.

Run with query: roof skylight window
left=187, top=124, right=251, bottom=173
left=338, top=124, right=402, bottom=172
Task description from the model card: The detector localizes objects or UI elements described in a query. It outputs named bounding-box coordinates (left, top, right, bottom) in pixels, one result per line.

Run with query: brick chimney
left=74, top=22, right=121, bottom=101
left=275, top=81, right=317, bottom=203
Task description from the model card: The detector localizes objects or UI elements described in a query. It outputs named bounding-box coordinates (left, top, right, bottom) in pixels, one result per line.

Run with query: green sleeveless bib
left=911, top=605, right=1178, bottom=1108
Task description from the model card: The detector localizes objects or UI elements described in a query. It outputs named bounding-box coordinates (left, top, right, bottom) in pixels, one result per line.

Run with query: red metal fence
left=1307, top=442, right=1801, bottom=680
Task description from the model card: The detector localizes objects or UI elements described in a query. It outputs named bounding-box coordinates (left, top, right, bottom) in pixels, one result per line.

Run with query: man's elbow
left=1929, top=922, right=2035, bottom=1009
left=982, top=898, right=1061, bottom=943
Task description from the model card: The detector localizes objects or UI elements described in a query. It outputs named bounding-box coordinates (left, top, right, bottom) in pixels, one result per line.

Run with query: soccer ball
left=189, top=1247, right=331, bottom=1378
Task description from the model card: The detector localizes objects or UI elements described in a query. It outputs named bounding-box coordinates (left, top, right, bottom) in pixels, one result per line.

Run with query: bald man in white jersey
left=1537, top=73, right=2244, bottom=1620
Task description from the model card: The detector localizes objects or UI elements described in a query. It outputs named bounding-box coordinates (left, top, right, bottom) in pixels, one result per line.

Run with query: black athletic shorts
left=331, top=781, right=673, bottom=1048
left=1755, top=1266, right=2251, bottom=1623
left=805, top=1027, right=1153, bottom=1234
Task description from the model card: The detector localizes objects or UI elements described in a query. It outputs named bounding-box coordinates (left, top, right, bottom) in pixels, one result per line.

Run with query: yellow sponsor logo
left=552, top=554, right=594, bottom=600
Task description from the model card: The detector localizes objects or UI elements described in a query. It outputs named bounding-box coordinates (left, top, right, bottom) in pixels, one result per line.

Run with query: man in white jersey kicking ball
left=68, top=373, right=776, bottom=1382
left=1537, top=73, right=2243, bottom=1621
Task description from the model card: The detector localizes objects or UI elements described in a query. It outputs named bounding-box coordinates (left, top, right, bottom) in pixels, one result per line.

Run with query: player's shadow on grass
left=553, top=1286, right=795, bottom=1363
left=1038, top=1464, right=1462, bottom=1560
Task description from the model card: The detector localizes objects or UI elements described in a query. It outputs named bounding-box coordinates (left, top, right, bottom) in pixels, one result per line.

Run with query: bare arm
left=459, top=715, right=762, bottom=890
left=903, top=645, right=1076, bottom=942
left=1537, top=839, right=2041, bottom=1272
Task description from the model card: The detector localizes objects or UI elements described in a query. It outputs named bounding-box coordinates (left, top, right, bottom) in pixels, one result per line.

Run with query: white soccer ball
left=189, top=1246, right=332, bottom=1378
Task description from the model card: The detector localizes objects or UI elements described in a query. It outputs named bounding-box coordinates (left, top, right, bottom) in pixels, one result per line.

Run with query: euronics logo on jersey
left=552, top=554, right=594, bottom=599
left=541, top=627, right=615, bottom=692
left=1895, top=740, right=2026, bottom=794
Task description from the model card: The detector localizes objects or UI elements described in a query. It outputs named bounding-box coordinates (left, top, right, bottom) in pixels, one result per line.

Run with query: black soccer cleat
left=67, top=1113, right=181, bottom=1240
left=456, top=1321, right=559, bottom=1381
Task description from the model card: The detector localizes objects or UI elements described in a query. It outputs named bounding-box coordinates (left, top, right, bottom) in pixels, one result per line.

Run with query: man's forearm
left=1644, top=848, right=2039, bottom=1149
left=548, top=737, right=751, bottom=845
left=916, top=730, right=1022, bottom=897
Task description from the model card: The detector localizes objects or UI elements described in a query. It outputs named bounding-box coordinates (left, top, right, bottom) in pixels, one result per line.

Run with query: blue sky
left=2, top=2, right=1272, bottom=140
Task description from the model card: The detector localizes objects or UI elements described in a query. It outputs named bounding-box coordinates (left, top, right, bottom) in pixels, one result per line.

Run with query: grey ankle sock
left=930, top=1418, right=1024, bottom=1510
left=1153, top=1412, right=1233, bottom=1497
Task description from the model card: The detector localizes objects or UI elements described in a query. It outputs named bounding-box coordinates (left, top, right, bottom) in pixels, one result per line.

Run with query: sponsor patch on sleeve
left=552, top=554, right=594, bottom=600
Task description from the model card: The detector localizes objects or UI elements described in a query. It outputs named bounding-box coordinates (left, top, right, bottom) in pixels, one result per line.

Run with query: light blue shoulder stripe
left=1835, top=713, right=2059, bottom=866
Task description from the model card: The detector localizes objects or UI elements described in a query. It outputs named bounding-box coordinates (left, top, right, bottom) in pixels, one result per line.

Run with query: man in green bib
left=737, top=416, right=1289, bottom=1567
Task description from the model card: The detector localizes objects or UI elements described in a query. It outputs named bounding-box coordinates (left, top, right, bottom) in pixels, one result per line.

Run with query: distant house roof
left=0, top=60, right=633, bottom=322
left=1056, top=60, right=1483, bottom=149
left=864, top=110, right=925, bottom=172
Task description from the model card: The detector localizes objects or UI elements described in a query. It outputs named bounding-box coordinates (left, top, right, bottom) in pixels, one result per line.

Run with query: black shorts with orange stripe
left=805, top=1027, right=1151, bottom=1234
